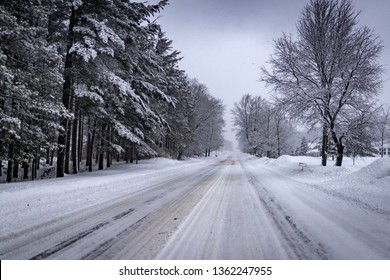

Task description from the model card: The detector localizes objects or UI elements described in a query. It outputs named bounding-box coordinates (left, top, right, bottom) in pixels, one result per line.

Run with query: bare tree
left=232, top=94, right=294, bottom=157
left=189, top=79, right=225, bottom=156
left=261, top=0, right=383, bottom=166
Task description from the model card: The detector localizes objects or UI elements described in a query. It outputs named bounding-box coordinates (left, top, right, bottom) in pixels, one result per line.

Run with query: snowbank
left=264, top=155, right=378, bottom=183
left=257, top=154, right=390, bottom=215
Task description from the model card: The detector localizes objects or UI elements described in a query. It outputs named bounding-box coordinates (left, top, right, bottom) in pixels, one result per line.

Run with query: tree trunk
left=46, top=148, right=50, bottom=165
left=98, top=126, right=105, bottom=171
left=106, top=126, right=111, bottom=168
left=95, top=137, right=100, bottom=164
left=88, top=124, right=96, bottom=172
left=276, top=118, right=281, bottom=157
left=330, top=129, right=344, bottom=167
left=124, top=146, right=129, bottom=163
left=23, top=162, right=29, bottom=179
left=106, top=151, right=111, bottom=168
left=381, top=136, right=384, bottom=158
left=86, top=120, right=91, bottom=168
left=50, top=149, right=54, bottom=166
left=31, top=159, right=35, bottom=181
left=335, top=142, right=344, bottom=167
left=177, top=146, right=183, bottom=160
left=57, top=6, right=77, bottom=178
left=32, top=157, right=38, bottom=181
left=321, top=123, right=328, bottom=166
left=64, top=96, right=73, bottom=174
left=78, top=114, right=83, bottom=170
left=36, top=147, right=40, bottom=170
left=6, top=143, right=14, bottom=183
left=71, top=107, right=78, bottom=174
left=13, top=163, right=19, bottom=179
left=98, top=148, right=104, bottom=170
left=130, top=144, right=134, bottom=163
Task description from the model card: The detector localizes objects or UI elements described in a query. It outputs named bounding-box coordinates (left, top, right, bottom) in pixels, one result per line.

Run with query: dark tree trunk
left=321, top=123, right=328, bottom=166
left=71, top=107, right=79, bottom=174
left=86, top=137, right=91, bottom=167
left=381, top=136, right=384, bottom=158
left=330, top=129, right=344, bottom=167
left=13, top=163, right=19, bottom=179
left=130, top=144, right=134, bottom=163
left=106, top=126, right=111, bottom=168
left=57, top=6, right=77, bottom=178
left=23, top=162, right=29, bottom=179
left=31, top=159, right=35, bottom=181
left=98, top=149, right=104, bottom=170
left=98, top=126, right=105, bottom=170
left=334, top=141, right=344, bottom=167
left=95, top=136, right=100, bottom=164
left=86, top=120, right=91, bottom=168
left=50, top=149, right=54, bottom=166
left=276, top=118, right=281, bottom=157
left=6, top=143, right=14, bottom=183
left=124, top=146, right=129, bottom=164
left=36, top=148, right=40, bottom=170
left=46, top=148, right=50, bottom=165
left=106, top=151, right=111, bottom=168
left=57, top=119, right=68, bottom=177
left=64, top=97, right=72, bottom=174
left=32, top=154, right=38, bottom=181
left=165, top=136, right=170, bottom=150
left=177, top=147, right=183, bottom=161
left=77, top=114, right=83, bottom=170
left=336, top=144, right=344, bottom=166
left=88, top=125, right=96, bottom=173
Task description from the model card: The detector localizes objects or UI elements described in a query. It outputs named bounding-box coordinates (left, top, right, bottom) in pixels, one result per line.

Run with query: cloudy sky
left=153, top=0, right=390, bottom=143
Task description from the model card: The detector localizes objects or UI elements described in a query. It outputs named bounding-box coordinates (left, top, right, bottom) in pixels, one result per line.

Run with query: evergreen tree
left=0, top=0, right=64, bottom=182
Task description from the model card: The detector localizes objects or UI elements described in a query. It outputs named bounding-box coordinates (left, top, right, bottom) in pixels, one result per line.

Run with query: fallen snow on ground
left=257, top=155, right=390, bottom=215
left=0, top=155, right=224, bottom=237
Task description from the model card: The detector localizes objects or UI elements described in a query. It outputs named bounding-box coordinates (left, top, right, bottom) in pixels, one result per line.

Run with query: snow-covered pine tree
left=0, top=0, right=64, bottom=182
left=53, top=0, right=171, bottom=176
left=151, top=30, right=195, bottom=160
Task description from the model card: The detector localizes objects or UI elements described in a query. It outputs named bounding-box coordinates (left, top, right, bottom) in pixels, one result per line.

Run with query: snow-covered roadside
left=249, top=154, right=390, bottom=216
left=0, top=155, right=225, bottom=238
left=240, top=154, right=390, bottom=259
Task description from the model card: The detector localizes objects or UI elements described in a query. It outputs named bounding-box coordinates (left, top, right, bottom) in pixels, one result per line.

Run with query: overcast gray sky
left=154, top=0, right=390, bottom=143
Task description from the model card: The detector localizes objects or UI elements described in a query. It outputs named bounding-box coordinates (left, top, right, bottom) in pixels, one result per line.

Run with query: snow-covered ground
left=0, top=156, right=220, bottom=238
left=0, top=152, right=389, bottom=259
left=259, top=154, right=390, bottom=215
left=239, top=154, right=390, bottom=259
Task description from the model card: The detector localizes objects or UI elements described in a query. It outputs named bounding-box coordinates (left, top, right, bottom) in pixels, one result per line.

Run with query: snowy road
left=0, top=154, right=389, bottom=259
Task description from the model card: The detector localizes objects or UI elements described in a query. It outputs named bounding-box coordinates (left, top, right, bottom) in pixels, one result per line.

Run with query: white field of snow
left=0, top=156, right=221, bottom=238
left=0, top=152, right=389, bottom=260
